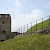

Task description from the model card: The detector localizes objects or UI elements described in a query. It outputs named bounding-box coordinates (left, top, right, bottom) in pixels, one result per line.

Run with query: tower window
left=3, top=31, right=5, bottom=33
left=2, top=22, right=5, bottom=24
left=6, top=15, right=7, bottom=17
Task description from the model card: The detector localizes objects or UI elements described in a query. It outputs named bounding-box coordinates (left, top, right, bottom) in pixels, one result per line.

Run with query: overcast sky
left=0, top=0, right=50, bottom=32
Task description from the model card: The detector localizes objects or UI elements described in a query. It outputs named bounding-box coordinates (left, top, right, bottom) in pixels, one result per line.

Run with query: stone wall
left=0, top=14, right=11, bottom=41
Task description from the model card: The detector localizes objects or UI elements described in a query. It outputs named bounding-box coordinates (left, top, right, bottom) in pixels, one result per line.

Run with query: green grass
left=0, top=34, right=50, bottom=50
left=0, top=18, right=50, bottom=50
left=27, top=19, right=49, bottom=33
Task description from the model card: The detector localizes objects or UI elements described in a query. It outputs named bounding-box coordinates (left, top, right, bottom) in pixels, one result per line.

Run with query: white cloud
left=15, top=0, right=21, bottom=6
left=12, top=9, right=44, bottom=32
left=31, top=9, right=43, bottom=20
left=7, top=0, right=22, bottom=9
left=13, top=0, right=23, bottom=9
left=0, top=0, right=44, bottom=32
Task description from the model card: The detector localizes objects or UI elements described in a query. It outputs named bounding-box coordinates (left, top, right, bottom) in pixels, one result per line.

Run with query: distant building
left=0, top=14, right=11, bottom=41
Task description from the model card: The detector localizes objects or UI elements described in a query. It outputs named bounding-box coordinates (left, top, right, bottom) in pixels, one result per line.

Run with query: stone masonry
left=0, top=14, right=11, bottom=41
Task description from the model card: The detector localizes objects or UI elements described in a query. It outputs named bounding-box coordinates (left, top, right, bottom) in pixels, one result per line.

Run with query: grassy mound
left=27, top=19, right=49, bottom=33
left=0, top=34, right=50, bottom=50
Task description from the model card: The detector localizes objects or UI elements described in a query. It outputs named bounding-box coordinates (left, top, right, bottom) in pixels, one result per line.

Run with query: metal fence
left=17, top=16, right=50, bottom=35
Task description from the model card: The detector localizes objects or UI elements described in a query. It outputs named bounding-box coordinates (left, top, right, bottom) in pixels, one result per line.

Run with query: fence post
left=36, top=20, right=37, bottom=31
left=31, top=22, right=32, bottom=34
left=24, top=25, right=25, bottom=33
left=42, top=18, right=43, bottom=29
left=27, top=24, right=28, bottom=34
left=21, top=27, right=22, bottom=33
left=19, top=28, right=20, bottom=33
left=49, top=16, right=50, bottom=26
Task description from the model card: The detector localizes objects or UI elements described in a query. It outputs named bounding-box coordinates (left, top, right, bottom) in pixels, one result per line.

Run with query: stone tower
left=0, top=14, right=11, bottom=41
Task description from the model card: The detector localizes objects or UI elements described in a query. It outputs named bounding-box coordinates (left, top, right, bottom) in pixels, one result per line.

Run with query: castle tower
left=0, top=14, right=11, bottom=41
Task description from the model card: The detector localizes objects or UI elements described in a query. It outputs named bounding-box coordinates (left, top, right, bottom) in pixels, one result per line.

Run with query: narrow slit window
left=3, top=31, right=5, bottom=33
left=2, top=22, right=5, bottom=24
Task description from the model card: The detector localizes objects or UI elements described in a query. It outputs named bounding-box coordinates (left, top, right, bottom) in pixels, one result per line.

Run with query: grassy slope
left=0, top=19, right=50, bottom=50
left=28, top=19, right=49, bottom=32
left=0, top=34, right=50, bottom=50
